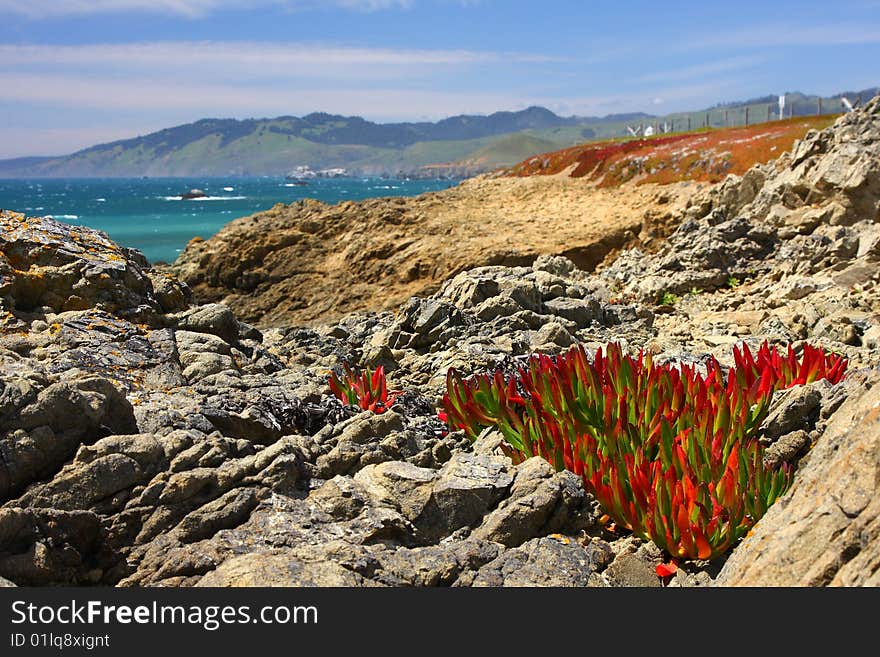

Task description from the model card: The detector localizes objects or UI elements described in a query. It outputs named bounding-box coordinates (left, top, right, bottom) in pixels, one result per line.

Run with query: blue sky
left=1, top=0, right=879, bottom=158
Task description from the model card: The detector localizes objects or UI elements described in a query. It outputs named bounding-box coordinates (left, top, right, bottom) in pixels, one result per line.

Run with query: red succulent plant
left=441, top=341, right=846, bottom=560
left=329, top=364, right=400, bottom=414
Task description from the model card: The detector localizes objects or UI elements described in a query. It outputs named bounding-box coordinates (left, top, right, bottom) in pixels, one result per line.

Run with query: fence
left=628, top=94, right=867, bottom=137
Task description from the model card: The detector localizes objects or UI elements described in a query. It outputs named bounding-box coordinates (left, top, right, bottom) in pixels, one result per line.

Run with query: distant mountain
left=0, top=87, right=875, bottom=178
left=0, top=156, right=55, bottom=176
left=0, top=107, right=586, bottom=178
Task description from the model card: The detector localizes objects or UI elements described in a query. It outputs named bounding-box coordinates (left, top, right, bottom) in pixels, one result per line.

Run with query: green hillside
left=0, top=87, right=874, bottom=178
left=464, top=134, right=560, bottom=167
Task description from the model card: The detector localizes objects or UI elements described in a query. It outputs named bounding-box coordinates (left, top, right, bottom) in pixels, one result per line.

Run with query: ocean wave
left=46, top=214, right=79, bottom=220
left=190, top=195, right=247, bottom=201
left=96, top=198, right=106, bottom=202
left=163, top=195, right=247, bottom=201
left=223, top=187, right=234, bottom=192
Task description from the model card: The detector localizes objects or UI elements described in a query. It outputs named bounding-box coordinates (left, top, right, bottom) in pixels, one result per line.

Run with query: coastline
left=168, top=173, right=703, bottom=327
left=0, top=176, right=458, bottom=264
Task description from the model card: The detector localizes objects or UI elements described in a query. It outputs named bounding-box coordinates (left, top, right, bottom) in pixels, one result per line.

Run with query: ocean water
left=0, top=177, right=458, bottom=264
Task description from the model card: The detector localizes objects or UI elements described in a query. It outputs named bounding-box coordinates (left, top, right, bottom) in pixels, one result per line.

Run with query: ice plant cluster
left=328, top=364, right=400, bottom=414
left=441, top=341, right=846, bottom=560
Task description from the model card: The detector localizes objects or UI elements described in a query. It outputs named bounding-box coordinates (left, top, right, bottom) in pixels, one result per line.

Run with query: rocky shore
left=169, top=174, right=700, bottom=326
left=1, top=96, right=879, bottom=587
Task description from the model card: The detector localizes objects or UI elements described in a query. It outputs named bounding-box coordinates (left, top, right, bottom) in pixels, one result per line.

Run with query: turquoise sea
left=0, top=177, right=457, bottom=264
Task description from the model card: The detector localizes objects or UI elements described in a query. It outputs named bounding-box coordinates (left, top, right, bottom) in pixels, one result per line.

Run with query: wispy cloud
left=0, top=41, right=563, bottom=76
left=5, top=72, right=720, bottom=123
left=685, top=23, right=880, bottom=50
left=637, top=55, right=765, bottom=83
left=0, top=72, right=528, bottom=117
left=0, top=0, right=413, bottom=19
left=0, top=38, right=571, bottom=155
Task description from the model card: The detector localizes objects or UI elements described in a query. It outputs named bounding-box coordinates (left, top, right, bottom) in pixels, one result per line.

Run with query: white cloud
left=0, top=39, right=571, bottom=156
left=0, top=0, right=412, bottom=18
left=637, top=55, right=765, bottom=84
left=0, top=42, right=564, bottom=83
left=0, top=40, right=564, bottom=75
left=1, top=69, right=736, bottom=119
left=0, top=72, right=527, bottom=117
left=685, top=23, right=880, bottom=50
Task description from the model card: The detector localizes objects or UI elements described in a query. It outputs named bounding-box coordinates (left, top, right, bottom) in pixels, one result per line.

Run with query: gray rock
left=354, top=461, right=437, bottom=525
left=16, top=453, right=144, bottom=511
left=147, top=270, right=191, bottom=313
left=174, top=303, right=240, bottom=344
left=470, top=536, right=607, bottom=587
left=440, top=271, right=501, bottom=309
left=376, top=539, right=502, bottom=586
left=531, top=321, right=574, bottom=350
left=0, top=507, right=103, bottom=585
left=502, top=281, right=543, bottom=312
left=716, top=375, right=880, bottom=586
left=763, top=430, right=811, bottom=469
left=532, top=254, right=578, bottom=277
left=414, top=452, right=513, bottom=543
left=195, top=552, right=371, bottom=587
left=605, top=552, right=662, bottom=588
left=388, top=297, right=464, bottom=349
left=173, top=487, right=261, bottom=543
left=0, top=211, right=161, bottom=315
left=543, top=297, right=602, bottom=327
left=310, top=476, right=372, bottom=520
left=812, top=314, right=859, bottom=346
left=0, top=376, right=136, bottom=500
left=15, top=376, right=136, bottom=435
left=316, top=410, right=406, bottom=447
left=472, top=456, right=594, bottom=547
left=474, top=295, right=523, bottom=322
left=760, top=382, right=824, bottom=442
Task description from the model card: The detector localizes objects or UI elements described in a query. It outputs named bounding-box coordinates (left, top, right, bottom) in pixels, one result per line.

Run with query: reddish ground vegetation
left=505, top=115, right=838, bottom=186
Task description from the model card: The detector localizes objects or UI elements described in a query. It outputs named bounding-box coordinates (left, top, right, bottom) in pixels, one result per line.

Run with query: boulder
left=470, top=536, right=611, bottom=587
left=716, top=375, right=880, bottom=586
left=0, top=211, right=160, bottom=315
